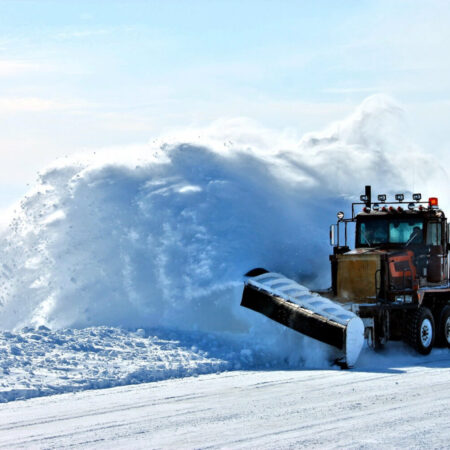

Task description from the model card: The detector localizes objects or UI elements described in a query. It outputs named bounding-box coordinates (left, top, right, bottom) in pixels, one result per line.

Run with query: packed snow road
left=0, top=351, right=448, bottom=449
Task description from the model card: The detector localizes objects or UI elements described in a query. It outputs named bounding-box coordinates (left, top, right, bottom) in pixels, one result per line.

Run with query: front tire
left=435, top=305, right=450, bottom=348
left=404, top=307, right=435, bottom=355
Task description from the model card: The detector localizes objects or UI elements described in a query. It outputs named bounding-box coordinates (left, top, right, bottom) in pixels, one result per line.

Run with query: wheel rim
left=420, top=318, right=433, bottom=347
left=445, top=316, right=450, bottom=345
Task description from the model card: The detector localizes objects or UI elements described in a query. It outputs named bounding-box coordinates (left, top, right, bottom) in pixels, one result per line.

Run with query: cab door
left=426, top=221, right=445, bottom=283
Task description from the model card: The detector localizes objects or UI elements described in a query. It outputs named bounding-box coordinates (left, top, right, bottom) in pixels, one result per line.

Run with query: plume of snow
left=0, top=94, right=447, bottom=367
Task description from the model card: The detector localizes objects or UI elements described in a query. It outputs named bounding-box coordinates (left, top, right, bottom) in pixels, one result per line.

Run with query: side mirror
left=330, top=224, right=337, bottom=247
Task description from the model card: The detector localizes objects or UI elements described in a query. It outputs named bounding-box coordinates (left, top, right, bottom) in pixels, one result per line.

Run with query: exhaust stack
left=365, top=185, right=371, bottom=207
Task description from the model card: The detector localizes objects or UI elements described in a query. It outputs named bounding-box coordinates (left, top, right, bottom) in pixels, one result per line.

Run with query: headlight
left=395, top=295, right=413, bottom=304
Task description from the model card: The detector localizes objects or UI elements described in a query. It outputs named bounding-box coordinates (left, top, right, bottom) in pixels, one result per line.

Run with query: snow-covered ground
left=1, top=348, right=449, bottom=449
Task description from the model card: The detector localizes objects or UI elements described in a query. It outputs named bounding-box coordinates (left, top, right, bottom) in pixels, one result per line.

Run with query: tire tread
left=435, top=305, right=450, bottom=348
left=404, top=307, right=434, bottom=355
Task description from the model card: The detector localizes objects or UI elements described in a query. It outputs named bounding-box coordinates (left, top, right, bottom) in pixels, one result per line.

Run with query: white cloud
left=323, top=87, right=380, bottom=95
left=56, top=29, right=110, bottom=40
left=0, top=60, right=41, bottom=76
left=0, top=97, right=93, bottom=113
left=0, top=58, right=86, bottom=77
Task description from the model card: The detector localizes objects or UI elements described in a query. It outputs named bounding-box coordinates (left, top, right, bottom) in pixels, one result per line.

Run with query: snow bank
left=1, top=326, right=447, bottom=403
left=0, top=326, right=231, bottom=402
left=0, top=95, right=447, bottom=373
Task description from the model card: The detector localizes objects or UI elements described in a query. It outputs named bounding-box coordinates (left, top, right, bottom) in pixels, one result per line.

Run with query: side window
left=426, top=222, right=441, bottom=246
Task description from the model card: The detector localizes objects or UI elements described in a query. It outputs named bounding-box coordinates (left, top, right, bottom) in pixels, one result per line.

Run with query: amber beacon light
left=429, top=197, right=438, bottom=207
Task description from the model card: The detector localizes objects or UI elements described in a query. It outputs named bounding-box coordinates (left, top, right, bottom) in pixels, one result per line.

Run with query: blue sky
left=1, top=0, right=450, bottom=209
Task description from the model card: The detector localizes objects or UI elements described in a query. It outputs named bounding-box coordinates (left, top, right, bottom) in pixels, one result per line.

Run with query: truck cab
left=329, top=187, right=450, bottom=352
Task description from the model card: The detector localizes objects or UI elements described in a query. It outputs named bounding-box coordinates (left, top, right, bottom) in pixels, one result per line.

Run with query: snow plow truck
left=241, top=186, right=450, bottom=367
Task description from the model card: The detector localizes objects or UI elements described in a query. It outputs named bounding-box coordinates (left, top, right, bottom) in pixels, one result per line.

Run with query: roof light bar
left=377, top=194, right=386, bottom=202
left=413, top=193, right=422, bottom=201
left=395, top=194, right=404, bottom=201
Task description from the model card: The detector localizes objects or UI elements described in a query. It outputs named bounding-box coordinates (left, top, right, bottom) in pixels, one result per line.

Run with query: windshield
left=357, top=218, right=424, bottom=247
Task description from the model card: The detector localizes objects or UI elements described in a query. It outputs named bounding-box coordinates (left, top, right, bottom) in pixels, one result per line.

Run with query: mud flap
left=241, top=271, right=365, bottom=367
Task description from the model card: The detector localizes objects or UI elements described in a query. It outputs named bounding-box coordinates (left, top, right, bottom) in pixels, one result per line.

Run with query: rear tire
left=435, top=305, right=450, bottom=348
left=404, top=307, right=435, bottom=355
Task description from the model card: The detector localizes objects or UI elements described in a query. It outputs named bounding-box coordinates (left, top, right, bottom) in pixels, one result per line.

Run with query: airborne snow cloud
left=0, top=95, right=447, bottom=366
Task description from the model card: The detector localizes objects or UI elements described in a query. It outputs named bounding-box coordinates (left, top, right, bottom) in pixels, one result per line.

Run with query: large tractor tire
left=435, top=305, right=450, bottom=348
left=404, top=307, right=435, bottom=355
